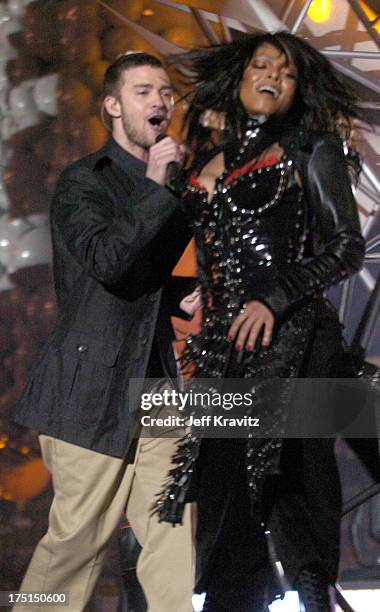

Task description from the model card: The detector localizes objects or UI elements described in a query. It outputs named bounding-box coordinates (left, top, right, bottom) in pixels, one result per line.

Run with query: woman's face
left=239, top=42, right=298, bottom=118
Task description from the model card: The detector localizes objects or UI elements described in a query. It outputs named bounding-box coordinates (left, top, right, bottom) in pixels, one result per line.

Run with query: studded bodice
left=184, top=153, right=307, bottom=319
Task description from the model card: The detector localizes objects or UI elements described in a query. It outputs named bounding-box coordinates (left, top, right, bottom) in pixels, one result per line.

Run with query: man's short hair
left=102, top=52, right=164, bottom=100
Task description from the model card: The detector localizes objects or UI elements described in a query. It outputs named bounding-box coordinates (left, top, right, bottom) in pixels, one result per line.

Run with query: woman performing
left=156, top=32, right=366, bottom=611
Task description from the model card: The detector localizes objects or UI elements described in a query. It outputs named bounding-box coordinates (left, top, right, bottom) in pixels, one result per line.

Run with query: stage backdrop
left=0, top=0, right=379, bottom=604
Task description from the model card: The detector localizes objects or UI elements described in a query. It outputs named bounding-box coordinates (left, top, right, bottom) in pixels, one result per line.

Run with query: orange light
left=308, top=0, right=332, bottom=23
left=143, top=9, right=154, bottom=16
left=0, top=458, right=50, bottom=509
left=359, top=1, right=380, bottom=33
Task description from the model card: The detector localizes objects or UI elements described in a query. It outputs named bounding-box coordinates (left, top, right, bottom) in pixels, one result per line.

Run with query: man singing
left=14, top=52, right=194, bottom=612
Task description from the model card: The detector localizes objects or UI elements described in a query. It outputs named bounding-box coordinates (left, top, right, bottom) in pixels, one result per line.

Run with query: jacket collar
left=95, top=137, right=146, bottom=178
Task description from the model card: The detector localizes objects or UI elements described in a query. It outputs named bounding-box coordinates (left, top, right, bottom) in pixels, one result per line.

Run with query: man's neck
left=112, top=130, right=149, bottom=163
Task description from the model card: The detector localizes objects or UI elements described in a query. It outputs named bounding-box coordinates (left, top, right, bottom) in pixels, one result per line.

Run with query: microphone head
left=155, top=133, right=167, bottom=144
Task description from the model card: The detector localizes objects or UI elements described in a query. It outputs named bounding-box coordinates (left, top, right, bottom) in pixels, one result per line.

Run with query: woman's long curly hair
left=170, top=31, right=361, bottom=157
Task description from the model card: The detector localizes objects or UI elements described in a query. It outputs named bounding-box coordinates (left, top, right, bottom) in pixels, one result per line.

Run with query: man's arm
left=52, top=165, right=179, bottom=285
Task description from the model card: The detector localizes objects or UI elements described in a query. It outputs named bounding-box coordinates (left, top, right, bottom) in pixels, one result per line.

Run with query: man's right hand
left=146, top=136, right=184, bottom=186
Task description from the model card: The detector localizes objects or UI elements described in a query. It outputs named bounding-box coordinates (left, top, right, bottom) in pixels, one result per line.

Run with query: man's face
left=239, top=43, right=298, bottom=118
left=115, top=65, right=174, bottom=149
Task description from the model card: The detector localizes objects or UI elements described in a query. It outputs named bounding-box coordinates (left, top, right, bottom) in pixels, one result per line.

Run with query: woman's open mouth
left=257, top=86, right=279, bottom=98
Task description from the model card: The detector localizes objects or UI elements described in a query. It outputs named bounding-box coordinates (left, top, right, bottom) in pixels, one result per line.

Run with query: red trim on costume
left=223, top=156, right=279, bottom=186
left=189, top=156, right=280, bottom=191
left=189, top=173, right=205, bottom=190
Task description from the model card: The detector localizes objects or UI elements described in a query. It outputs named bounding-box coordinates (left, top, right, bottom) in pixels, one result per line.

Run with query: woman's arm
left=251, top=133, right=365, bottom=319
left=227, top=133, right=365, bottom=350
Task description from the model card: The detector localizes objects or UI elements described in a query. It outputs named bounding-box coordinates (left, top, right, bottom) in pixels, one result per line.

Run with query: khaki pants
left=14, top=434, right=194, bottom=612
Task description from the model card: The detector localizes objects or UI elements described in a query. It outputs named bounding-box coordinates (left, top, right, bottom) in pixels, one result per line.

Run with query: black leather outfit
left=156, top=120, right=366, bottom=610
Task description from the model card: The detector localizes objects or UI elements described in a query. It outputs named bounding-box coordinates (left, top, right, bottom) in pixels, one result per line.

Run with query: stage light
left=192, top=592, right=301, bottom=611
left=341, top=589, right=380, bottom=609
left=143, top=8, right=154, bottom=16
left=192, top=594, right=205, bottom=611
left=359, top=1, right=380, bottom=34
left=269, top=591, right=301, bottom=610
left=308, top=0, right=332, bottom=23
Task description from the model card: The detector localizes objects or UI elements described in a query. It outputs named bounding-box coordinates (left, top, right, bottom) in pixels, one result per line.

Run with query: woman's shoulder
left=282, top=126, right=343, bottom=156
left=304, top=131, right=361, bottom=184
left=306, top=130, right=344, bottom=153
left=282, top=129, right=349, bottom=183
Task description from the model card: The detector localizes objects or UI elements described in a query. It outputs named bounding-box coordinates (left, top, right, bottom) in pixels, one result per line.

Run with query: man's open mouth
left=148, top=115, right=166, bottom=126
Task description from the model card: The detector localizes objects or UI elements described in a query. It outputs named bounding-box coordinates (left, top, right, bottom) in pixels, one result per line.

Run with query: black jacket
left=14, top=138, right=192, bottom=457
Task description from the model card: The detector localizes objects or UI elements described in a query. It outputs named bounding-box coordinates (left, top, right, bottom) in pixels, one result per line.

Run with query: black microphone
left=155, top=133, right=182, bottom=193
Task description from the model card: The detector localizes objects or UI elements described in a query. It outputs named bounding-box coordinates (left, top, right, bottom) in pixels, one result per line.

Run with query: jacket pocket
left=62, top=331, right=121, bottom=367
left=61, top=331, right=122, bottom=424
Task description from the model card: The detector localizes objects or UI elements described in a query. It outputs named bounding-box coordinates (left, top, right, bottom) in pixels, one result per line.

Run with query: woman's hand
left=227, top=301, right=274, bottom=351
left=200, top=109, right=226, bottom=131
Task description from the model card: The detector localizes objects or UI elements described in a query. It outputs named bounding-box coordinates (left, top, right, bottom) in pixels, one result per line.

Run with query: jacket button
left=77, top=344, right=88, bottom=353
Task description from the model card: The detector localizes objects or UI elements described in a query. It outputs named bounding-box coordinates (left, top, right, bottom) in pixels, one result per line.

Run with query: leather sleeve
left=51, top=165, right=179, bottom=286
left=253, top=134, right=365, bottom=318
